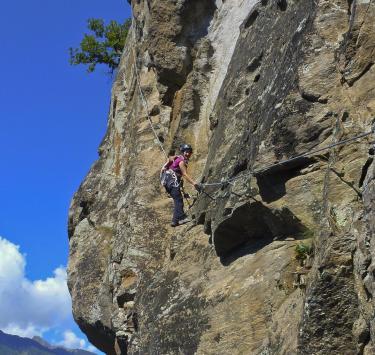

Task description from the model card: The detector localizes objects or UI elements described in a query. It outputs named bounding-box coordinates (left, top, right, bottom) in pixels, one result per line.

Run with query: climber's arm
left=179, top=161, right=199, bottom=188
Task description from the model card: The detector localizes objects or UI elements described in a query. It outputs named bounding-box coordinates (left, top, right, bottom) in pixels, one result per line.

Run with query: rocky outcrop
left=68, top=0, right=375, bottom=354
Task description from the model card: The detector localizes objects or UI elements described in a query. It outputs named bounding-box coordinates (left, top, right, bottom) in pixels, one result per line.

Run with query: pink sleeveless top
left=168, top=155, right=188, bottom=176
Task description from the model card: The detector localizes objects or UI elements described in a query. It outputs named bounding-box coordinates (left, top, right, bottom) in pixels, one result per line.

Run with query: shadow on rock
left=213, top=201, right=306, bottom=264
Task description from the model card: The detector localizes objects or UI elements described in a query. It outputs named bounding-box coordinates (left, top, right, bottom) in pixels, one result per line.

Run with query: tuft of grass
left=298, top=228, right=315, bottom=240
left=295, top=242, right=313, bottom=261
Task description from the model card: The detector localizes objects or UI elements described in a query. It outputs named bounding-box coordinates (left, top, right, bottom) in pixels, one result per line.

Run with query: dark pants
left=169, top=186, right=186, bottom=223
left=165, top=175, right=185, bottom=223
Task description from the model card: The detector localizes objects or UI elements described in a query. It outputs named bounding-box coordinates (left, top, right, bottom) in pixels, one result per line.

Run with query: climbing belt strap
left=162, top=170, right=180, bottom=188
left=130, top=22, right=374, bottom=197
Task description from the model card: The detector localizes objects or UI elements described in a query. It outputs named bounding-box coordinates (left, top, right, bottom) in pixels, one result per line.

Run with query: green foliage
left=295, top=242, right=313, bottom=261
left=298, top=228, right=315, bottom=240
left=69, top=18, right=131, bottom=73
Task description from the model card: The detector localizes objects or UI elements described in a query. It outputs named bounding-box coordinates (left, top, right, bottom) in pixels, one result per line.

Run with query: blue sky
left=0, top=0, right=131, bottom=352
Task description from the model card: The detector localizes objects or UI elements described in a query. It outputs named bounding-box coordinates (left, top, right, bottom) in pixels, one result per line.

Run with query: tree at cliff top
left=69, top=18, right=131, bottom=73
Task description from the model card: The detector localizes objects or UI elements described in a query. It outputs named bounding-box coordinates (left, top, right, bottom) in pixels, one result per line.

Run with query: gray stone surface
left=68, top=0, right=375, bottom=354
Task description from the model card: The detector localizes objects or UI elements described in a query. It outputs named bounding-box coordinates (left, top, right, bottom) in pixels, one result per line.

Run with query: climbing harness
left=161, top=169, right=180, bottom=189
left=181, top=186, right=193, bottom=208
left=160, top=154, right=188, bottom=188
left=130, top=23, right=374, bottom=204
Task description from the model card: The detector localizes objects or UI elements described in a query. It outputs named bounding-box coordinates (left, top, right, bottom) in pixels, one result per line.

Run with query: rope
left=129, top=22, right=373, bottom=193
left=202, top=130, right=373, bottom=188
left=131, top=26, right=168, bottom=158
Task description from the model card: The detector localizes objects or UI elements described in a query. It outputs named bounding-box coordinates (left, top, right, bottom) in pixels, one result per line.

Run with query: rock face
left=67, top=0, right=375, bottom=354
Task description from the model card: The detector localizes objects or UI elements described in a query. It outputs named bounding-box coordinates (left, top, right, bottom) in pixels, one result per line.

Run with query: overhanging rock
left=213, top=201, right=305, bottom=257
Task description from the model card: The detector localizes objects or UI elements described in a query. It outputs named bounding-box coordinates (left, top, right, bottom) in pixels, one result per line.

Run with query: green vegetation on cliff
left=69, top=18, right=131, bottom=73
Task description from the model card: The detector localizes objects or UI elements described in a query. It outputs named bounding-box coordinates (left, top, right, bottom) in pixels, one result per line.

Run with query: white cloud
left=59, top=330, right=86, bottom=348
left=0, top=237, right=71, bottom=336
left=0, top=237, right=25, bottom=281
left=0, top=236, right=101, bottom=353
left=2, top=324, right=44, bottom=338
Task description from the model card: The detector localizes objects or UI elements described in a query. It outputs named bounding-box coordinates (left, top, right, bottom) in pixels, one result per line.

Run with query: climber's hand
left=194, top=183, right=203, bottom=193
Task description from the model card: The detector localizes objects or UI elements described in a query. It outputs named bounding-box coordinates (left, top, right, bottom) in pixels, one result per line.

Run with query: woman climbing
left=161, top=144, right=202, bottom=227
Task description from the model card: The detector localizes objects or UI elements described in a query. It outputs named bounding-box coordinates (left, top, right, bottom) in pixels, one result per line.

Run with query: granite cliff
left=67, top=0, right=375, bottom=354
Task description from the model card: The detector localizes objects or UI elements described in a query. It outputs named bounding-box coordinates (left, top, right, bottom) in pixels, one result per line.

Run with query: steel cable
left=202, top=130, right=373, bottom=188
left=129, top=25, right=373, bottom=194
left=131, top=29, right=168, bottom=159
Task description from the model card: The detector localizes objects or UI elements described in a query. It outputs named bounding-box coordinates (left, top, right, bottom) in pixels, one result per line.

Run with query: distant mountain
left=0, top=330, right=95, bottom=355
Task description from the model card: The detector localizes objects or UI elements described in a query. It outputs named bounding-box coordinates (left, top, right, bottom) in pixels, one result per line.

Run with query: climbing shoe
left=171, top=218, right=190, bottom=227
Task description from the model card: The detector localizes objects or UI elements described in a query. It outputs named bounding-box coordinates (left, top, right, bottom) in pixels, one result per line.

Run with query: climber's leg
left=170, top=186, right=186, bottom=225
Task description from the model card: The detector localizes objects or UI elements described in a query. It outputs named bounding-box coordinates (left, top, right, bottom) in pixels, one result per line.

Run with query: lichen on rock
left=68, top=0, right=375, bottom=354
